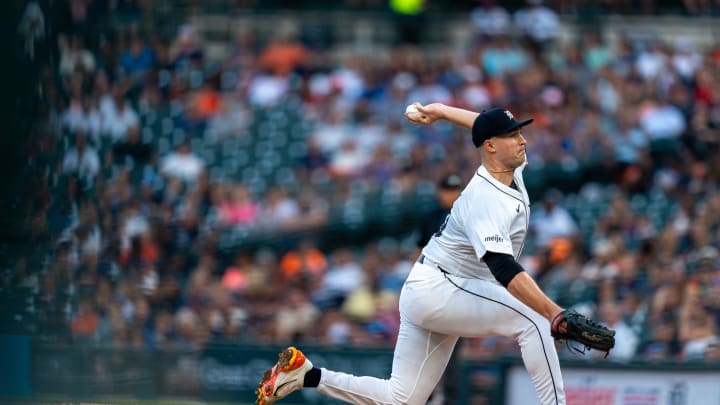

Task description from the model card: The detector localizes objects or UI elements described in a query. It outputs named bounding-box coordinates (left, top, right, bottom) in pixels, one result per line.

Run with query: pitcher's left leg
left=317, top=318, right=458, bottom=405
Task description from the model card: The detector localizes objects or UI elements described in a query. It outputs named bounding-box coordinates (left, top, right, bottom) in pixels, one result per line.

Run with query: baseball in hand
left=405, top=104, right=424, bottom=121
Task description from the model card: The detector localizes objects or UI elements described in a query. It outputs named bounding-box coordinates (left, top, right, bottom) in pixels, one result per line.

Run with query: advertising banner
left=506, top=365, right=720, bottom=405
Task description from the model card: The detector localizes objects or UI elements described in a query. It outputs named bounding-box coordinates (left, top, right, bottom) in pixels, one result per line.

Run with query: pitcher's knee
left=517, top=314, right=551, bottom=341
left=389, top=385, right=410, bottom=405
left=390, top=395, right=428, bottom=405
left=389, top=381, right=430, bottom=405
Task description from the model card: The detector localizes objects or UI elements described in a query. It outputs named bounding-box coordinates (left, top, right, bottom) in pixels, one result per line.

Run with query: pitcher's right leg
left=430, top=274, right=566, bottom=405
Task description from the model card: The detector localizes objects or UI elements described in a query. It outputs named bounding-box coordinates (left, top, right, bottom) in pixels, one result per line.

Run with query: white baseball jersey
left=422, top=163, right=530, bottom=280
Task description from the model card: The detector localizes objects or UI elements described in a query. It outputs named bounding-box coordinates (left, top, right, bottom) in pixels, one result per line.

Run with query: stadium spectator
left=597, top=301, right=640, bottom=361
left=280, top=239, right=328, bottom=281
left=469, top=0, right=511, bottom=40
left=608, top=105, right=648, bottom=166
left=216, top=184, right=259, bottom=227
left=62, top=95, right=102, bottom=143
left=329, top=139, right=370, bottom=178
left=257, top=32, right=309, bottom=76
left=679, top=289, right=717, bottom=360
left=312, top=248, right=365, bottom=309
left=221, top=250, right=253, bottom=294
left=100, top=84, right=140, bottom=142
left=293, top=187, right=330, bottom=230
left=159, top=141, right=205, bottom=182
left=71, top=298, right=100, bottom=341
left=406, top=71, right=452, bottom=107
left=513, top=0, right=560, bottom=57
left=274, top=287, right=320, bottom=342
left=672, top=38, right=703, bottom=80
left=58, top=34, right=96, bottom=76
left=120, top=34, right=155, bottom=77
left=530, top=188, right=579, bottom=249
left=62, top=129, right=100, bottom=183
left=111, top=124, right=153, bottom=165
left=310, top=107, right=353, bottom=155
left=18, top=0, right=46, bottom=62
left=582, top=32, right=614, bottom=73
left=170, top=24, right=204, bottom=69
left=480, top=35, right=531, bottom=78
left=257, top=186, right=301, bottom=229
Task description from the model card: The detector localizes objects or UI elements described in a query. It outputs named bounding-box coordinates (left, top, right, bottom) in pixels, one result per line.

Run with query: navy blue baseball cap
left=471, top=108, right=533, bottom=147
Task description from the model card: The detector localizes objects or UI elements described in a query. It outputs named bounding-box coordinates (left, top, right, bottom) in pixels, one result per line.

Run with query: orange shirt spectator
left=119, top=235, right=159, bottom=267
left=71, top=300, right=99, bottom=338
left=280, top=244, right=328, bottom=279
left=258, top=37, right=308, bottom=76
left=189, top=82, right=223, bottom=120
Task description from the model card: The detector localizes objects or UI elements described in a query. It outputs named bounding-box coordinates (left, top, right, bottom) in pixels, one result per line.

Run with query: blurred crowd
left=9, top=0, right=720, bottom=364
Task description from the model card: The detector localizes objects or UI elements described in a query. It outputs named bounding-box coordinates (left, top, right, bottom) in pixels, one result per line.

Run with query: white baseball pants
left=317, top=261, right=566, bottom=405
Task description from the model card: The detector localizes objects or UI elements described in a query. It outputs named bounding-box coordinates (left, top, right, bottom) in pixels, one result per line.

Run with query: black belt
left=417, top=254, right=449, bottom=274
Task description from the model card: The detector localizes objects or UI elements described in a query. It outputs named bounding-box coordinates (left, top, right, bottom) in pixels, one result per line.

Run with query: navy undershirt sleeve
left=483, top=251, right=524, bottom=287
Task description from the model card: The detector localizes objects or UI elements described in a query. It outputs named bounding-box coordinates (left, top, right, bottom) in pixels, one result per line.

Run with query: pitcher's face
left=492, top=129, right=527, bottom=168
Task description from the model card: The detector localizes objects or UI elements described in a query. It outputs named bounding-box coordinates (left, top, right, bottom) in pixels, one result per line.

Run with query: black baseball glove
left=551, top=309, right=616, bottom=356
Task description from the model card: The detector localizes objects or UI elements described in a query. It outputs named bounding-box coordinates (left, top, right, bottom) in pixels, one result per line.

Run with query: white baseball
left=405, top=104, right=424, bottom=121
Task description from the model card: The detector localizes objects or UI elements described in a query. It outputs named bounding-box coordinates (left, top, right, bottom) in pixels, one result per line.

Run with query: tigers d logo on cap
left=471, top=108, right=533, bottom=147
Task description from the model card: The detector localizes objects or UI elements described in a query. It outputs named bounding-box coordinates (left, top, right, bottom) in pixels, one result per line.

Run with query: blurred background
left=2, top=0, right=720, bottom=404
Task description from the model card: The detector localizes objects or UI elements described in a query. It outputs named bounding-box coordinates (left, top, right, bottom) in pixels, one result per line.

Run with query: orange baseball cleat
left=256, top=347, right=313, bottom=405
